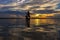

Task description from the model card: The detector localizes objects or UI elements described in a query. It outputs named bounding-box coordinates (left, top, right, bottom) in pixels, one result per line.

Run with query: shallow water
left=0, top=18, right=59, bottom=40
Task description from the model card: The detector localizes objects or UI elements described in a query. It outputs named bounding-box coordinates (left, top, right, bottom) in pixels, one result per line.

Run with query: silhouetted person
left=26, top=11, right=30, bottom=27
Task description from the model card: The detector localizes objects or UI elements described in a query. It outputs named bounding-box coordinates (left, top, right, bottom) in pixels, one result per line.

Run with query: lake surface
left=0, top=18, right=60, bottom=40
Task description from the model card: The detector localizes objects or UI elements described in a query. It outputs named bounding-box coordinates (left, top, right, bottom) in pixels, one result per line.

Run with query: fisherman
left=25, top=11, right=30, bottom=27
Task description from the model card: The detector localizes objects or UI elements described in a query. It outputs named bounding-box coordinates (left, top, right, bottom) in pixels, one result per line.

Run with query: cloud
left=0, top=0, right=59, bottom=11
left=16, top=0, right=59, bottom=10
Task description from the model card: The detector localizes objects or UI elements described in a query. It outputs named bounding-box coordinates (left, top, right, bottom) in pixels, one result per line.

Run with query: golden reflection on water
left=30, top=19, right=55, bottom=26
left=35, top=19, right=40, bottom=25
left=30, top=19, right=39, bottom=25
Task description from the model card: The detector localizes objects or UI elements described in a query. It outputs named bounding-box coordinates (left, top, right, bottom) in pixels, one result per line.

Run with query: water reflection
left=30, top=19, right=55, bottom=26
left=0, top=18, right=59, bottom=40
left=35, top=19, right=40, bottom=25
left=0, top=19, right=56, bottom=26
left=33, top=19, right=40, bottom=25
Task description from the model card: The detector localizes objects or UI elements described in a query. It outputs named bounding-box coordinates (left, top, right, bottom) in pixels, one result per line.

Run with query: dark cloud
left=31, top=10, right=56, bottom=13
left=22, top=0, right=44, bottom=5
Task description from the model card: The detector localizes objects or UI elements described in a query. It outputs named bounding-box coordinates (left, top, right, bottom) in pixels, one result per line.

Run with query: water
left=0, top=18, right=59, bottom=40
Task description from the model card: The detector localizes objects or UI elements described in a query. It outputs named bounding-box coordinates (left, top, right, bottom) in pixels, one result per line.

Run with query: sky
left=0, top=0, right=60, bottom=11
